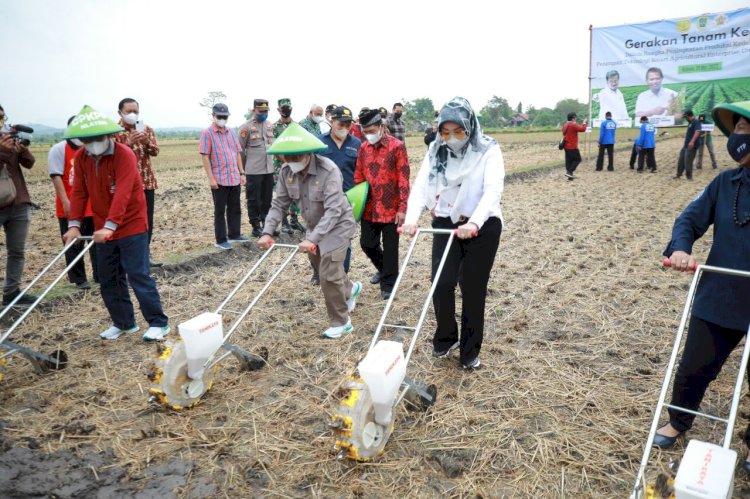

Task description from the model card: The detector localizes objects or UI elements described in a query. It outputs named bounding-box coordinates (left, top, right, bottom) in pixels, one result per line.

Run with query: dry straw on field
left=2, top=133, right=749, bottom=498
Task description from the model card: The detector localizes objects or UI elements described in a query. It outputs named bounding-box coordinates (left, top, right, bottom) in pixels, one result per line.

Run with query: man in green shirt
left=299, top=104, right=324, bottom=136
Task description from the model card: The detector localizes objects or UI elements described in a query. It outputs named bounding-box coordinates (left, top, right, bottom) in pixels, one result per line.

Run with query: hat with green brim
left=266, top=122, right=327, bottom=155
left=346, top=181, right=369, bottom=222
left=712, top=101, right=750, bottom=137
left=63, top=105, right=123, bottom=139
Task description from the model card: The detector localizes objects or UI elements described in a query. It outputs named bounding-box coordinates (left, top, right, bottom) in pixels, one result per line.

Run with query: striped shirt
left=200, top=123, right=242, bottom=186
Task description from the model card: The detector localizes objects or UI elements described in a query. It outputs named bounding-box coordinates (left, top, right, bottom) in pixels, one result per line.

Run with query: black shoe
left=637, top=169, right=643, bottom=173
left=650, top=169, right=657, bottom=173
left=687, top=177, right=693, bottom=181
left=381, top=290, right=392, bottom=300
left=652, top=431, right=681, bottom=449
left=3, top=290, right=38, bottom=306
left=672, top=175, right=681, bottom=179
left=595, top=168, right=602, bottom=171
left=251, top=227, right=263, bottom=238
left=281, top=220, right=293, bottom=235
left=712, top=164, right=718, bottom=170
left=462, top=357, right=481, bottom=369
left=629, top=164, right=635, bottom=169
left=607, top=168, right=613, bottom=171
left=290, top=214, right=306, bottom=232
left=370, top=272, right=382, bottom=285
left=311, top=273, right=320, bottom=286
left=432, top=341, right=459, bottom=358
left=75, top=281, right=91, bottom=290
left=150, top=260, right=163, bottom=268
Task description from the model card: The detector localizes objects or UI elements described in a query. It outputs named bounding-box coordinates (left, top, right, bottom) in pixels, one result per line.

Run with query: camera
left=1, top=124, right=34, bottom=147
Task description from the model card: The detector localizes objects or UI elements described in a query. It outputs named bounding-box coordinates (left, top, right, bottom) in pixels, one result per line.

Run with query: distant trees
left=402, top=98, right=436, bottom=131
left=199, top=91, right=227, bottom=115
left=478, top=95, right=514, bottom=128
left=526, top=98, right=588, bottom=127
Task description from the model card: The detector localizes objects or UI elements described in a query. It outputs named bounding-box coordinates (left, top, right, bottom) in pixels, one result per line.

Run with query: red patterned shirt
left=354, top=134, right=410, bottom=223
left=114, top=121, right=160, bottom=190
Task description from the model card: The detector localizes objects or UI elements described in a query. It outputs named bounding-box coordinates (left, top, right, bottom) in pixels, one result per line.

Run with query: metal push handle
left=204, top=243, right=300, bottom=370
left=632, top=263, right=750, bottom=498
left=0, top=237, right=95, bottom=346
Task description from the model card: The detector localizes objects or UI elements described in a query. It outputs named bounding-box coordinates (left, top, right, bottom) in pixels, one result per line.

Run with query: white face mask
left=446, top=136, right=470, bottom=154
left=365, top=129, right=382, bottom=145
left=71, top=138, right=84, bottom=147
left=312, top=115, right=324, bottom=124
left=215, top=118, right=227, bottom=128
left=122, top=112, right=138, bottom=125
left=85, top=138, right=109, bottom=156
left=333, top=127, right=349, bottom=140
left=286, top=155, right=310, bottom=173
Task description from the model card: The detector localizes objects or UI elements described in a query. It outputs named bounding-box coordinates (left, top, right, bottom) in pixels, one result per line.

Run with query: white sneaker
left=346, top=281, right=362, bottom=312
left=322, top=320, right=353, bottom=339
left=143, top=325, right=171, bottom=342
left=99, top=325, right=139, bottom=340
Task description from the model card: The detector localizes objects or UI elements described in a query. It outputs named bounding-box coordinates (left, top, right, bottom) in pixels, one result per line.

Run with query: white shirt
left=319, top=119, right=331, bottom=135
left=405, top=143, right=504, bottom=229
left=635, top=87, right=678, bottom=117
left=47, top=140, right=67, bottom=176
left=595, top=88, right=628, bottom=120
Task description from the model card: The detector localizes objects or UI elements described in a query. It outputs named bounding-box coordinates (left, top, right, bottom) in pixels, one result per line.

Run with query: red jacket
left=55, top=143, right=94, bottom=218
left=563, top=121, right=587, bottom=150
left=69, top=141, right=148, bottom=240
left=354, top=134, right=410, bottom=223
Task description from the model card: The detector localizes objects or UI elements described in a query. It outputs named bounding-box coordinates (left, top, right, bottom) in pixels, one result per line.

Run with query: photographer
left=0, top=104, right=37, bottom=305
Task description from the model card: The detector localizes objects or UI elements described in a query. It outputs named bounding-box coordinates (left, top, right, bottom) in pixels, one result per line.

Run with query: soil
left=2, top=134, right=749, bottom=497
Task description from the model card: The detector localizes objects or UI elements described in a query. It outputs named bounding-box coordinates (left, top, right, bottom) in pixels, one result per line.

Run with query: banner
left=591, top=9, right=750, bottom=127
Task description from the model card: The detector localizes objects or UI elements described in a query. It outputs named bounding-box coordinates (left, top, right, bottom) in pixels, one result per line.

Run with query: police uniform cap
left=254, top=99, right=270, bottom=111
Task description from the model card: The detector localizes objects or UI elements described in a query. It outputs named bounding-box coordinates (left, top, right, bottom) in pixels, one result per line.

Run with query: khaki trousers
left=308, top=243, right=353, bottom=327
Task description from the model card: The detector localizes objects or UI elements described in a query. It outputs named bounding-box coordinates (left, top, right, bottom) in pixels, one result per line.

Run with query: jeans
left=144, top=189, right=155, bottom=244
left=595, top=144, right=614, bottom=170
left=0, top=204, right=31, bottom=296
left=211, top=185, right=242, bottom=244
left=96, top=232, right=168, bottom=329
left=360, top=220, right=399, bottom=292
left=431, top=216, right=502, bottom=365
left=58, top=217, right=98, bottom=284
left=676, top=146, right=697, bottom=179
left=246, top=173, right=273, bottom=228
left=668, top=316, right=750, bottom=445
left=564, top=149, right=582, bottom=175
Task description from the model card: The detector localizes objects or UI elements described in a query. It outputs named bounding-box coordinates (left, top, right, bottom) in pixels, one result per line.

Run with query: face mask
left=446, top=136, right=470, bottom=154
left=333, top=127, right=349, bottom=140
left=287, top=155, right=309, bottom=173
left=394, top=112, right=402, bottom=119
left=727, top=133, right=750, bottom=163
left=365, top=130, right=382, bottom=145
left=256, top=113, right=268, bottom=122
left=85, top=138, right=109, bottom=156
left=312, top=115, right=324, bottom=124
left=215, top=118, right=227, bottom=128
left=122, top=112, right=138, bottom=125
left=280, top=109, right=292, bottom=118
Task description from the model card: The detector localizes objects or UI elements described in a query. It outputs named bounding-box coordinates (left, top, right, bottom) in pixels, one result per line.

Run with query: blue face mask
left=256, top=113, right=268, bottom=122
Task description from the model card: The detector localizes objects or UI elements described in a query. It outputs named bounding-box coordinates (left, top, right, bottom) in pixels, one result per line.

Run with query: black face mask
left=727, top=133, right=750, bottom=163
left=394, top=112, right=402, bottom=120
left=280, top=108, right=292, bottom=118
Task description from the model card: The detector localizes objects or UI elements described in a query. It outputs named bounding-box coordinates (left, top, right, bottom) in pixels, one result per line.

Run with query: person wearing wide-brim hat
left=653, top=101, right=750, bottom=472
left=62, top=105, right=170, bottom=342
left=257, top=123, right=362, bottom=339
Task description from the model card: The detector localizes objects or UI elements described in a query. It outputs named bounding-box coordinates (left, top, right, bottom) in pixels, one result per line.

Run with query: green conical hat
left=63, top=105, right=123, bottom=139
left=266, top=122, right=326, bottom=155
left=346, top=181, right=369, bottom=222
left=712, top=101, right=750, bottom=137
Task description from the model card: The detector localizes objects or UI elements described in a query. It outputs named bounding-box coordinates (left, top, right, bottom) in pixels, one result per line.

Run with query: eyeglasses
left=439, top=128, right=467, bottom=140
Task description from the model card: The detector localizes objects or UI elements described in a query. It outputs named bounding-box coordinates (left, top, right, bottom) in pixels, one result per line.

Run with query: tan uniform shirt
left=238, top=118, right=274, bottom=175
left=264, top=155, right=355, bottom=255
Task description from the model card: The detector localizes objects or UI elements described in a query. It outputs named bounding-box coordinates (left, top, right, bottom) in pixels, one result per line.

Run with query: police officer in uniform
left=239, top=99, right=275, bottom=237
left=272, top=98, right=304, bottom=235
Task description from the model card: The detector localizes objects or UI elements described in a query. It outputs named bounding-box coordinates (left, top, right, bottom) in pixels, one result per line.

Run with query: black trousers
left=637, top=148, right=657, bottom=171
left=595, top=144, right=614, bottom=171
left=431, top=216, right=502, bottom=365
left=57, top=217, right=98, bottom=284
left=564, top=149, right=582, bottom=174
left=246, top=174, right=274, bottom=228
left=211, top=185, right=242, bottom=244
left=629, top=144, right=638, bottom=168
left=668, top=316, right=750, bottom=445
left=360, top=220, right=399, bottom=292
left=144, top=189, right=155, bottom=244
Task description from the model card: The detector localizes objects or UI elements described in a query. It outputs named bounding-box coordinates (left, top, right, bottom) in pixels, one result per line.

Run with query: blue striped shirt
left=200, top=124, right=241, bottom=186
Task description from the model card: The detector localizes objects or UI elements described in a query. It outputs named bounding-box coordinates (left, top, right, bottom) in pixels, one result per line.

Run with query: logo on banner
left=676, top=19, right=691, bottom=33
left=696, top=16, right=709, bottom=31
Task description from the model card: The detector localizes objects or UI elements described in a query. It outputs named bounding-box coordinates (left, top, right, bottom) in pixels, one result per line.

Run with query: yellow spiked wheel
left=0, top=356, right=6, bottom=382
left=330, top=376, right=394, bottom=462
left=148, top=341, right=218, bottom=410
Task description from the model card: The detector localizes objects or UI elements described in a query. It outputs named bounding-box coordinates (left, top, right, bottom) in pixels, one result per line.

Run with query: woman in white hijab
left=402, top=96, right=504, bottom=370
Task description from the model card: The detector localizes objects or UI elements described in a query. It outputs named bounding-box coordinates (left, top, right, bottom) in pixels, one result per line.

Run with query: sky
left=2, top=0, right=748, bottom=128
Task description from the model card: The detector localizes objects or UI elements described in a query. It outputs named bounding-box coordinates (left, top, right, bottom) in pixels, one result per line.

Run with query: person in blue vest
left=635, top=116, right=657, bottom=173
left=595, top=111, right=616, bottom=171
